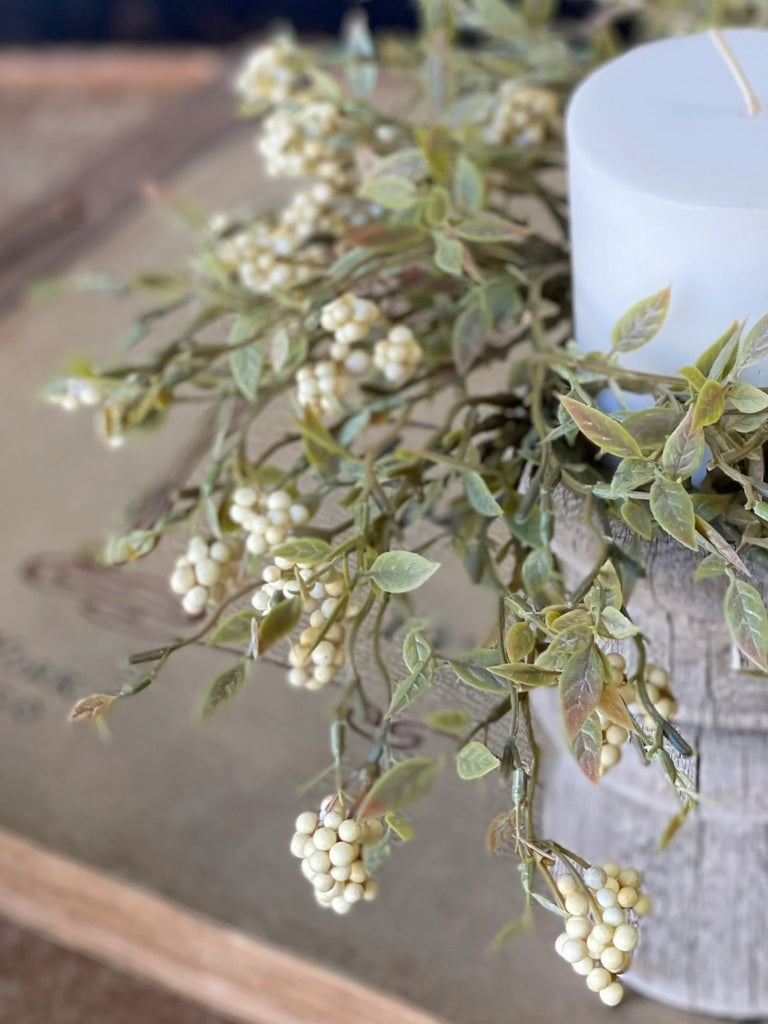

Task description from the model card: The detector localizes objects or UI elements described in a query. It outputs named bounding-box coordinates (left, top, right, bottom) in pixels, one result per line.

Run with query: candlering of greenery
left=46, top=0, right=768, bottom=1005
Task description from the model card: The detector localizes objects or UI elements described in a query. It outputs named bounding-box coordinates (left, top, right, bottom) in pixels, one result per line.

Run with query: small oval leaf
left=359, top=756, right=443, bottom=815
left=370, top=550, right=440, bottom=593
left=456, top=741, right=500, bottom=780
left=610, top=286, right=670, bottom=354
left=560, top=397, right=642, bottom=458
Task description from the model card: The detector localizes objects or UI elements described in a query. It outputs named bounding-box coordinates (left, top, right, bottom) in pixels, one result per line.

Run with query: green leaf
left=560, top=397, right=642, bottom=458
left=422, top=186, right=450, bottom=227
left=728, top=382, right=768, bottom=413
left=433, top=232, right=464, bottom=275
left=270, top=537, right=332, bottom=565
left=622, top=408, right=683, bottom=452
left=559, top=642, right=605, bottom=742
left=370, top=550, right=440, bottom=593
left=198, top=662, right=247, bottom=722
left=453, top=154, right=485, bottom=213
left=724, top=576, right=768, bottom=672
left=521, top=547, right=554, bottom=599
left=609, top=458, right=655, bottom=495
left=755, top=501, right=768, bottom=523
left=695, top=321, right=740, bottom=378
left=258, top=597, right=302, bottom=654
left=423, top=709, right=473, bottom=735
left=452, top=296, right=491, bottom=375
left=358, top=176, right=419, bottom=210
left=620, top=498, right=654, bottom=540
left=694, top=516, right=750, bottom=577
left=475, top=0, right=525, bottom=33
left=208, top=610, right=256, bottom=647
left=661, top=408, right=704, bottom=480
left=691, top=380, right=725, bottom=429
left=453, top=215, right=526, bottom=243
left=387, top=656, right=436, bottom=717
left=694, top=553, right=727, bottom=581
left=385, top=811, right=414, bottom=841
left=488, top=663, right=558, bottom=687
left=571, top=711, right=602, bottom=783
left=650, top=476, right=697, bottom=550
left=464, top=471, right=503, bottom=517
left=610, top=286, right=670, bottom=354
left=456, top=741, right=500, bottom=780
left=449, top=657, right=508, bottom=693
left=600, top=606, right=638, bottom=639
left=505, top=622, right=535, bottom=662
left=738, top=313, right=768, bottom=370
left=230, top=345, right=262, bottom=401
left=359, top=756, right=443, bottom=815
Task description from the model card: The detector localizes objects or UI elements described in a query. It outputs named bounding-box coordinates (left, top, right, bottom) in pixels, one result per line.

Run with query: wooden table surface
left=0, top=46, right=744, bottom=1024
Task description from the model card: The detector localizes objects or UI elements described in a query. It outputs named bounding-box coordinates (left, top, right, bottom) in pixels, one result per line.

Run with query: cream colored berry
left=349, top=860, right=368, bottom=884
left=633, top=893, right=652, bottom=917
left=290, top=832, right=309, bottom=858
left=344, top=882, right=364, bottom=904
left=613, top=923, right=638, bottom=952
left=363, top=879, right=378, bottom=901
left=617, top=886, right=638, bottom=909
left=583, top=866, right=607, bottom=891
left=605, top=724, right=628, bottom=746
left=329, top=841, right=356, bottom=867
left=312, top=872, right=334, bottom=893
left=591, top=923, right=614, bottom=946
left=295, top=811, right=318, bottom=834
left=600, top=744, right=621, bottom=770
left=572, top=957, right=594, bottom=977
left=323, top=809, right=344, bottom=830
left=565, top=916, right=591, bottom=940
left=561, top=938, right=588, bottom=964
left=602, top=906, right=626, bottom=928
left=555, top=933, right=569, bottom=958
left=564, top=892, right=589, bottom=917
left=337, top=819, right=360, bottom=843
left=618, top=868, right=641, bottom=888
left=586, top=966, right=611, bottom=993
left=331, top=864, right=351, bottom=882
left=600, top=946, right=625, bottom=973
left=312, top=827, right=336, bottom=851
left=308, top=851, right=331, bottom=874
left=599, top=981, right=624, bottom=1007
left=595, top=887, right=618, bottom=909
left=331, top=896, right=352, bottom=915
left=556, top=874, right=578, bottom=897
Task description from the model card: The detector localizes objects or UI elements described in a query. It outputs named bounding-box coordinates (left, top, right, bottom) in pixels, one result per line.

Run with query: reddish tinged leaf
left=571, top=712, right=602, bottom=783
left=559, top=642, right=605, bottom=743
left=560, top=397, right=642, bottom=458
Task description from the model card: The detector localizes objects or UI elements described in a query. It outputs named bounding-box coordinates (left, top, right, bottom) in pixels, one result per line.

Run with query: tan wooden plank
left=0, top=48, right=223, bottom=91
left=0, top=827, right=445, bottom=1024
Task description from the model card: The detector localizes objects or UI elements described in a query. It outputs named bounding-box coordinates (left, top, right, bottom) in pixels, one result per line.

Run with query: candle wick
left=709, top=29, right=763, bottom=117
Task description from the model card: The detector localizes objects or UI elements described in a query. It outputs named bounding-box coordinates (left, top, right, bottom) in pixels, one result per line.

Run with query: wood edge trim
left=0, top=48, right=224, bottom=90
left=0, top=827, right=446, bottom=1024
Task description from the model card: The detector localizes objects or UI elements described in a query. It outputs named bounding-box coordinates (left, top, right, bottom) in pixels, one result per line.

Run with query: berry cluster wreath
left=46, top=0, right=768, bottom=1008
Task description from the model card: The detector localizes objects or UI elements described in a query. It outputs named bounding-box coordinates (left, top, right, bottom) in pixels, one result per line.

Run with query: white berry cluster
left=280, top=181, right=341, bottom=249
left=170, top=536, right=241, bottom=616
left=251, top=558, right=349, bottom=689
left=290, top=796, right=383, bottom=913
left=296, top=361, right=350, bottom=416
left=46, top=377, right=102, bottom=412
left=555, top=861, right=652, bottom=1007
left=628, top=664, right=679, bottom=727
left=598, top=654, right=678, bottom=775
left=321, top=293, right=380, bottom=349
left=373, top=324, right=423, bottom=384
left=257, top=102, right=348, bottom=184
left=229, top=485, right=309, bottom=556
left=217, top=222, right=325, bottom=295
left=484, top=83, right=560, bottom=147
left=235, top=39, right=308, bottom=106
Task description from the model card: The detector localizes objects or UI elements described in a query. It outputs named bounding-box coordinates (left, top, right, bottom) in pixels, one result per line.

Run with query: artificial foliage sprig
left=47, top=0, right=768, bottom=1008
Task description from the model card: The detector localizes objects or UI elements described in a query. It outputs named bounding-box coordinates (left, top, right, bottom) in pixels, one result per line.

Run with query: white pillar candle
left=567, top=29, right=768, bottom=385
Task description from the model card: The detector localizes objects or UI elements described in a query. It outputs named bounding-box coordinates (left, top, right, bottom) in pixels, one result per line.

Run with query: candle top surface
left=567, top=29, right=768, bottom=208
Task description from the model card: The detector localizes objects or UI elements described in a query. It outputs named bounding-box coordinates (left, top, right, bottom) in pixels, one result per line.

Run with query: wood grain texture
left=0, top=827, right=445, bottom=1024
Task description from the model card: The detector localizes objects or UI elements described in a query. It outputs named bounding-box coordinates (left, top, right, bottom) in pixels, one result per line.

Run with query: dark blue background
left=0, top=1, right=418, bottom=42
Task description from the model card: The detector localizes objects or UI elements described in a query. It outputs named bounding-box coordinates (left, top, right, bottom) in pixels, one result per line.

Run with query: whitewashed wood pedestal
left=536, top=507, right=768, bottom=1018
